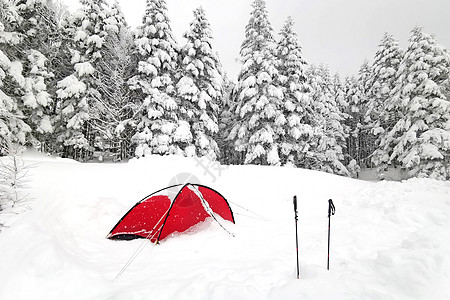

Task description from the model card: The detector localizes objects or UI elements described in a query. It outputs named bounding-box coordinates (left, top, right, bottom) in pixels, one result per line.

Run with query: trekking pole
left=293, top=195, right=299, bottom=279
left=327, top=199, right=336, bottom=270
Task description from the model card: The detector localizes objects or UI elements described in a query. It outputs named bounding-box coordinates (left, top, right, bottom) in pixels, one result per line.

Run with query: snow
left=173, top=120, right=192, bottom=143
left=36, top=91, right=50, bottom=107
left=9, top=61, right=25, bottom=87
left=267, top=145, right=280, bottom=165
left=257, top=71, right=272, bottom=84
left=0, top=30, right=22, bottom=45
left=56, top=75, right=87, bottom=98
left=177, top=76, right=198, bottom=97
left=420, top=143, right=443, bottom=160
left=38, top=115, right=53, bottom=133
left=138, top=62, right=157, bottom=77
left=74, top=30, right=87, bottom=42
left=147, top=108, right=162, bottom=119
left=242, top=75, right=256, bottom=88
left=0, top=151, right=450, bottom=300
left=0, top=90, right=14, bottom=111
left=0, top=50, right=11, bottom=70
left=22, top=93, right=38, bottom=109
left=74, top=62, right=95, bottom=77
left=27, top=50, right=47, bottom=69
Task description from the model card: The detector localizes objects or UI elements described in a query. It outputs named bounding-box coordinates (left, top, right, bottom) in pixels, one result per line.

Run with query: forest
left=1, top=0, right=450, bottom=180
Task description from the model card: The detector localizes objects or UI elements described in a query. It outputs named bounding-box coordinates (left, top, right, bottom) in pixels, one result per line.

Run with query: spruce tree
left=128, top=0, right=180, bottom=157
left=276, top=16, right=313, bottom=167
left=229, top=0, right=284, bottom=166
left=177, top=7, right=222, bottom=159
left=384, top=27, right=450, bottom=179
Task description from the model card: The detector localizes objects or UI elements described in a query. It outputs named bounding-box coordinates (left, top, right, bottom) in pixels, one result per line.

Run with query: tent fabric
left=107, top=184, right=234, bottom=243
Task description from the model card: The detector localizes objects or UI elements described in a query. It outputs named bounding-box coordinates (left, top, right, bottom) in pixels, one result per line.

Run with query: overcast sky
left=63, top=0, right=450, bottom=80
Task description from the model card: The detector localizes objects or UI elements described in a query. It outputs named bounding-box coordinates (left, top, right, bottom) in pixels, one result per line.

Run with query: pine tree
left=128, top=0, right=180, bottom=157
left=276, top=16, right=313, bottom=167
left=177, top=7, right=222, bottom=159
left=55, top=0, right=111, bottom=160
left=0, top=0, right=31, bottom=147
left=229, top=0, right=284, bottom=166
left=383, top=27, right=450, bottom=179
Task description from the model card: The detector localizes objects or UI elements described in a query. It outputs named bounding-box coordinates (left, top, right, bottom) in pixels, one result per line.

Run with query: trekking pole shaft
left=295, top=212, right=299, bottom=279
left=293, top=196, right=299, bottom=279
left=327, top=215, right=331, bottom=270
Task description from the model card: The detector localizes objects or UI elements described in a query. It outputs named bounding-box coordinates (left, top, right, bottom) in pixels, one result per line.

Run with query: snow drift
left=0, top=151, right=449, bottom=300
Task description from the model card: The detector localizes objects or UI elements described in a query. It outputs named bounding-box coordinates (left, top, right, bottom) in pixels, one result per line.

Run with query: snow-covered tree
left=128, top=0, right=180, bottom=157
left=0, top=143, right=28, bottom=210
left=276, top=16, right=313, bottom=167
left=332, top=73, right=351, bottom=163
left=343, top=75, right=361, bottom=166
left=332, top=73, right=348, bottom=111
left=344, top=61, right=372, bottom=168
left=229, top=0, right=284, bottom=166
left=217, top=74, right=237, bottom=164
left=368, top=33, right=405, bottom=170
left=0, top=0, right=31, bottom=146
left=443, top=75, right=450, bottom=101
left=105, top=0, right=127, bottom=32
left=15, top=0, right=59, bottom=148
left=356, top=61, right=373, bottom=166
left=306, top=65, right=348, bottom=175
left=367, top=33, right=404, bottom=137
left=55, top=0, right=110, bottom=160
left=95, top=1, right=137, bottom=161
left=177, top=7, right=222, bottom=159
left=382, top=27, right=450, bottom=179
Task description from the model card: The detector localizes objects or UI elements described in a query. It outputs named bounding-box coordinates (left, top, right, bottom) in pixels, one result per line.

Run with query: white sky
left=63, top=0, right=450, bottom=80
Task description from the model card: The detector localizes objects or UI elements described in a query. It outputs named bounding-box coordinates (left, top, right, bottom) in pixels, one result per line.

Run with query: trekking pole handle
left=293, top=195, right=297, bottom=212
left=328, top=199, right=335, bottom=218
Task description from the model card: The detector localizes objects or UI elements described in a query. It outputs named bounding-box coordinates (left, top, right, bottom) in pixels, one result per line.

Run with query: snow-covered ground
left=0, top=151, right=449, bottom=300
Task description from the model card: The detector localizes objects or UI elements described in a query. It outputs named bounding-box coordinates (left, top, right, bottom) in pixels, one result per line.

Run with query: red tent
left=107, top=183, right=234, bottom=243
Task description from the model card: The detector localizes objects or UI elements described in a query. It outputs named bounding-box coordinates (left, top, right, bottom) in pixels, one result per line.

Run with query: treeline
left=1, top=0, right=449, bottom=180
